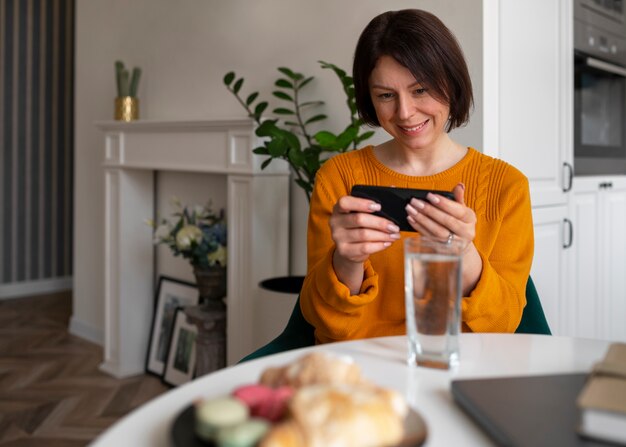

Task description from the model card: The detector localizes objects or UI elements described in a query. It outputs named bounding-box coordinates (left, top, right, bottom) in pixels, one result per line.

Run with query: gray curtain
left=0, top=0, right=74, bottom=285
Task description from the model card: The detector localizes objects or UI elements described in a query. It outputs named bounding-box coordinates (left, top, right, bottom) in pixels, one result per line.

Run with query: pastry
left=259, top=352, right=365, bottom=389
left=259, top=383, right=408, bottom=447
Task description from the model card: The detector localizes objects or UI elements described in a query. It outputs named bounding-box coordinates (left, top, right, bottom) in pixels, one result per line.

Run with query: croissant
left=259, top=352, right=365, bottom=389
left=258, top=383, right=408, bottom=447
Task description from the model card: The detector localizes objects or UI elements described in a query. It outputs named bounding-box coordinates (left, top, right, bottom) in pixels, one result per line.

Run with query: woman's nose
left=396, top=94, right=414, bottom=120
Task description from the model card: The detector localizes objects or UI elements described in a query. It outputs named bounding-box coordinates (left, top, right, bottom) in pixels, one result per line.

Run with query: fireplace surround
left=96, top=119, right=290, bottom=377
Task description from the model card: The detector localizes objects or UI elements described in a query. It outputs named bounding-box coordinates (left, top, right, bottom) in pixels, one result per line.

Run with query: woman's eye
left=377, top=92, right=394, bottom=100
left=414, top=87, right=428, bottom=95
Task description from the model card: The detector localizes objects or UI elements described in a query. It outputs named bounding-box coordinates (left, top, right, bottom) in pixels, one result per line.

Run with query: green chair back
left=239, top=276, right=550, bottom=362
left=238, top=295, right=315, bottom=363
left=515, top=276, right=551, bottom=335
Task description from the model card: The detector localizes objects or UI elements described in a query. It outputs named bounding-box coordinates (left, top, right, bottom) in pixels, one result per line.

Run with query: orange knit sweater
left=300, top=146, right=534, bottom=344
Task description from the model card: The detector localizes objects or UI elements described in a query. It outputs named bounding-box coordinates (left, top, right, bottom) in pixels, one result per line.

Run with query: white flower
left=208, top=245, right=227, bottom=266
left=176, top=225, right=203, bottom=250
left=194, top=205, right=205, bottom=218
left=153, top=223, right=171, bottom=243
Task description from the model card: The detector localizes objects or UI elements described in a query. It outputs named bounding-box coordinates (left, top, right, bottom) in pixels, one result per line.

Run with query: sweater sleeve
left=461, top=168, right=534, bottom=333
left=299, top=164, right=380, bottom=343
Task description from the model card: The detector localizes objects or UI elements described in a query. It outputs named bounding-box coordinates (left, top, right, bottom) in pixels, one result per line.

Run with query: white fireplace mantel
left=96, top=119, right=290, bottom=377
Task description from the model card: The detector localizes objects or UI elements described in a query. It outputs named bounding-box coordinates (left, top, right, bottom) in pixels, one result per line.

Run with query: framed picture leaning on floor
left=146, top=276, right=198, bottom=376
left=163, top=307, right=199, bottom=386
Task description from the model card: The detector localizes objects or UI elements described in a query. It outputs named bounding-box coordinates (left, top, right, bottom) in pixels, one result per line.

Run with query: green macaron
left=195, top=397, right=249, bottom=442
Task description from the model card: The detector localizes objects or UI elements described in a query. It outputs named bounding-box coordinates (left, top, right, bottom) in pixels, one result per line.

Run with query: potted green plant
left=114, top=60, right=142, bottom=121
left=223, top=61, right=374, bottom=202
left=224, top=62, right=374, bottom=293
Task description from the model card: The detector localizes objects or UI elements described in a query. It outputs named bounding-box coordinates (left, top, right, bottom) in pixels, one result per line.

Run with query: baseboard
left=69, top=316, right=104, bottom=346
left=0, top=276, right=73, bottom=300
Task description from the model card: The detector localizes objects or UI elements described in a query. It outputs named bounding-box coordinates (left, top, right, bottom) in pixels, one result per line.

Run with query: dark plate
left=171, top=403, right=427, bottom=446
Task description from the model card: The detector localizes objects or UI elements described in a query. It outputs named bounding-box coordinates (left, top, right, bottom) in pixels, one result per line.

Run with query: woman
left=300, top=9, right=534, bottom=344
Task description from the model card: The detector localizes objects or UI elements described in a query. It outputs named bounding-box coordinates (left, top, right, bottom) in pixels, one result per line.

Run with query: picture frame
left=146, top=276, right=199, bottom=376
left=163, top=307, right=199, bottom=387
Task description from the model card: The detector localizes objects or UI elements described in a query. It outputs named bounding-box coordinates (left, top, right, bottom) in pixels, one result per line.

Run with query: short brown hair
left=353, top=9, right=473, bottom=132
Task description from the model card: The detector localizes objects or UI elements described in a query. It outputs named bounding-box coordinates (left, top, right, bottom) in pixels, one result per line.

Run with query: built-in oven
left=574, top=0, right=626, bottom=175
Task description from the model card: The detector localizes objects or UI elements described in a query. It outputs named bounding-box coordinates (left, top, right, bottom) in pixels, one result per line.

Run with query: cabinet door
left=600, top=183, right=626, bottom=342
left=569, top=185, right=600, bottom=339
left=571, top=177, right=626, bottom=342
left=530, top=206, right=569, bottom=335
left=495, top=0, right=573, bottom=207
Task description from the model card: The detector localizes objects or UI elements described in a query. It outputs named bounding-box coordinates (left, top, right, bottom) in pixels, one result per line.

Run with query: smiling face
left=369, top=55, right=451, bottom=154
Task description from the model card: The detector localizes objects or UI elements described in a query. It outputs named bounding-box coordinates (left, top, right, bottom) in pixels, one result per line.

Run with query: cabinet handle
left=563, top=218, right=573, bottom=249
left=563, top=162, right=573, bottom=192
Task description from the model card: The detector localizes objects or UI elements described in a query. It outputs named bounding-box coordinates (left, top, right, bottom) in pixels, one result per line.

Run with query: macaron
left=216, top=418, right=270, bottom=447
left=195, top=396, right=249, bottom=442
left=232, top=384, right=293, bottom=422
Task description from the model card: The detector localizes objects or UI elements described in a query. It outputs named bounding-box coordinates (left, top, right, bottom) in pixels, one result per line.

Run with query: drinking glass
left=404, top=235, right=463, bottom=369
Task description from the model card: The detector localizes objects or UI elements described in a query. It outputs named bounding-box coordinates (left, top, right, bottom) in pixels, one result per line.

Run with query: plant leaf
left=252, top=146, right=269, bottom=155
left=246, top=92, right=259, bottom=106
left=336, top=125, right=359, bottom=149
left=261, top=158, right=273, bottom=170
left=254, top=101, right=268, bottom=117
left=319, top=60, right=346, bottom=78
left=314, top=130, right=338, bottom=147
left=255, top=119, right=280, bottom=137
left=288, top=146, right=305, bottom=167
left=295, top=178, right=312, bottom=194
left=233, top=78, right=244, bottom=94
left=299, top=76, right=314, bottom=89
left=305, top=114, right=327, bottom=125
left=357, top=130, right=376, bottom=144
left=267, top=138, right=288, bottom=157
left=275, top=79, right=293, bottom=89
left=300, top=101, right=324, bottom=108
left=272, top=91, right=293, bottom=101
left=273, top=108, right=295, bottom=115
left=284, top=121, right=300, bottom=127
left=223, top=72, right=235, bottom=86
left=280, top=130, right=301, bottom=152
left=278, top=67, right=297, bottom=80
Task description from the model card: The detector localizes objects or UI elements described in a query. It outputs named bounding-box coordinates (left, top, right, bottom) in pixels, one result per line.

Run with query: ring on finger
left=446, top=231, right=454, bottom=245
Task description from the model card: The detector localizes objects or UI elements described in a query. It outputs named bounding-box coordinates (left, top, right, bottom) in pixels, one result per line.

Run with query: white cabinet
left=530, top=206, right=571, bottom=335
left=484, top=0, right=574, bottom=332
left=486, top=0, right=573, bottom=208
left=570, top=176, right=626, bottom=342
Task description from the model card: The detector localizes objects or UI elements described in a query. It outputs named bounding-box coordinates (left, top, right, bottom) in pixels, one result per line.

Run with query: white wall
left=73, top=0, right=483, bottom=343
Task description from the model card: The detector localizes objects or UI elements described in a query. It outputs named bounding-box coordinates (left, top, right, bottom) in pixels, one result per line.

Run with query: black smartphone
left=350, top=184, right=455, bottom=232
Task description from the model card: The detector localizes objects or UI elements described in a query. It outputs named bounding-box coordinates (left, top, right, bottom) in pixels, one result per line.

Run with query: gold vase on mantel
left=114, top=96, right=139, bottom=121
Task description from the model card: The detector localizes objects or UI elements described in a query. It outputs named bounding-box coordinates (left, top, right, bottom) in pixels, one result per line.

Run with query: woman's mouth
left=399, top=119, right=429, bottom=133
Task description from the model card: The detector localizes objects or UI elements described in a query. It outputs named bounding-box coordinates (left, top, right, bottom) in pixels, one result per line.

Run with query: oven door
left=574, top=52, right=626, bottom=175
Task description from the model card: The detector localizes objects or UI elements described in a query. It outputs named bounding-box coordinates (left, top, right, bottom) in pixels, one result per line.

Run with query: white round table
left=90, top=334, right=610, bottom=447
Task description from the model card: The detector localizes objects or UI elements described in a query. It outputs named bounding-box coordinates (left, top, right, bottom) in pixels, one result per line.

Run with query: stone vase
left=193, top=266, right=226, bottom=305
left=186, top=265, right=227, bottom=377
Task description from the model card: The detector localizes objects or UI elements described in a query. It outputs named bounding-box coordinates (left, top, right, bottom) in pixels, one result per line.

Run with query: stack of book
left=577, top=342, right=626, bottom=444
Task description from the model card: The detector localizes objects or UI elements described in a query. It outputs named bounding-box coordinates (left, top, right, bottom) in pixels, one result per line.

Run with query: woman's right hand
left=329, top=195, right=401, bottom=293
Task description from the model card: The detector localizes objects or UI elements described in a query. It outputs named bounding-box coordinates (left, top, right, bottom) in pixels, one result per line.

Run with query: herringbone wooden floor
left=0, top=291, right=168, bottom=446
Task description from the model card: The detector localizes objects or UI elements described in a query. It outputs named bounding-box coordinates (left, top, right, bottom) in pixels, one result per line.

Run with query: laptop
left=451, top=373, right=608, bottom=447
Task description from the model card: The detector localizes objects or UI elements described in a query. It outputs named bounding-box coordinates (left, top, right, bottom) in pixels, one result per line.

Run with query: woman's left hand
left=405, top=183, right=476, bottom=248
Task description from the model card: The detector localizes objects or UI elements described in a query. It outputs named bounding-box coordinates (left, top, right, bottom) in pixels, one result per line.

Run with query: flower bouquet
left=148, top=199, right=227, bottom=303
